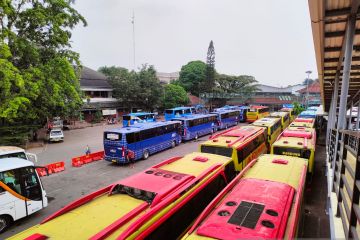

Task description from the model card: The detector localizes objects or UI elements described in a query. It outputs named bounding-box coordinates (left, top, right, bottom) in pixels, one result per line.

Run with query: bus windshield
left=165, top=110, right=174, bottom=114
left=0, top=152, right=27, bottom=160
left=272, top=146, right=311, bottom=159
left=104, top=132, right=121, bottom=141
left=201, top=145, right=233, bottom=157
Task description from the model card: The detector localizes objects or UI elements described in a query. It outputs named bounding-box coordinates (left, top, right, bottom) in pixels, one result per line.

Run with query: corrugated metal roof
left=309, top=0, right=360, bottom=111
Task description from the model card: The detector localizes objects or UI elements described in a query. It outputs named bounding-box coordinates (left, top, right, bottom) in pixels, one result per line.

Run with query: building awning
left=309, top=0, right=360, bottom=111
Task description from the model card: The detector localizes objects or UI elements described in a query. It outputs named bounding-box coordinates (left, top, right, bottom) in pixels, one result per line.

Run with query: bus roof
left=0, top=157, right=33, bottom=172
left=105, top=121, right=181, bottom=134
left=204, top=126, right=265, bottom=149
left=0, top=146, right=25, bottom=156
left=185, top=154, right=307, bottom=240
left=299, top=111, right=316, bottom=117
left=280, top=108, right=294, bottom=112
left=166, top=107, right=194, bottom=111
left=272, top=133, right=315, bottom=150
left=171, top=113, right=217, bottom=121
left=123, top=112, right=154, bottom=117
left=243, top=154, right=307, bottom=189
left=250, top=105, right=268, bottom=109
left=11, top=152, right=231, bottom=240
left=211, top=109, right=239, bottom=114
left=289, top=121, right=314, bottom=128
left=252, top=117, right=280, bottom=127
left=269, top=111, right=289, bottom=117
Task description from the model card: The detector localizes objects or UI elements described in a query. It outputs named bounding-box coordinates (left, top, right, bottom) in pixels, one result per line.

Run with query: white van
left=0, top=146, right=37, bottom=162
left=0, top=157, right=48, bottom=232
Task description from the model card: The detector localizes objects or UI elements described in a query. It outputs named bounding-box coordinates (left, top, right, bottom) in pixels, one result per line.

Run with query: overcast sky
left=71, top=0, right=317, bottom=87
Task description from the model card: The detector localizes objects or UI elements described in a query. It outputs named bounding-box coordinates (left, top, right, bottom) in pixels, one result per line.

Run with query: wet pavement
left=300, top=134, right=330, bottom=238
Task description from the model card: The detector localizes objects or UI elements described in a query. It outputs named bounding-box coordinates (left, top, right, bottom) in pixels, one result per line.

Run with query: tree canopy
left=175, top=60, right=207, bottom=97
left=0, top=0, right=86, bottom=125
left=99, top=65, right=163, bottom=111
left=162, top=84, right=189, bottom=109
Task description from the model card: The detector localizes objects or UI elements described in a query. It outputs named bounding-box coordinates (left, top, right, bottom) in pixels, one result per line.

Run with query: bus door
left=0, top=167, right=44, bottom=219
left=0, top=169, right=27, bottom=220
left=20, top=167, right=44, bottom=215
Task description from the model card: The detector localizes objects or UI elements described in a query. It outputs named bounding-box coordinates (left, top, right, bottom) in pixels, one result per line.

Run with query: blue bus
left=298, top=110, right=316, bottom=119
left=164, top=107, right=194, bottom=121
left=239, top=106, right=250, bottom=122
left=122, top=112, right=156, bottom=126
left=211, top=109, right=240, bottom=129
left=172, top=114, right=218, bottom=141
left=103, top=121, right=181, bottom=163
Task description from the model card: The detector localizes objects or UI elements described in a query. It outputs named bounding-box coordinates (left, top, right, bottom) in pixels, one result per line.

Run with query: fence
left=328, top=129, right=360, bottom=239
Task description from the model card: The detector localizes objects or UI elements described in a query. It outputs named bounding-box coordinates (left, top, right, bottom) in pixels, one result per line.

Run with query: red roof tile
left=297, top=81, right=320, bottom=93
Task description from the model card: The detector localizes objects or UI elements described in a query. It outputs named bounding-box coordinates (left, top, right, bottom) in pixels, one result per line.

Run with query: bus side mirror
left=26, top=153, right=38, bottom=162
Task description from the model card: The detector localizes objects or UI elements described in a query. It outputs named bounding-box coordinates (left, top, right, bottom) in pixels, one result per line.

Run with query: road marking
left=98, top=169, right=115, bottom=176
left=48, top=188, right=62, bottom=195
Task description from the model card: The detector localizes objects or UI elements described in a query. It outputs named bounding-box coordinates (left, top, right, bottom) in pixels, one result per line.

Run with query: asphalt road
left=3, top=123, right=245, bottom=239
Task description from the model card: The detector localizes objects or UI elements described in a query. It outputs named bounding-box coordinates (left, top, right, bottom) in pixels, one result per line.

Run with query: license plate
left=112, top=160, right=117, bottom=163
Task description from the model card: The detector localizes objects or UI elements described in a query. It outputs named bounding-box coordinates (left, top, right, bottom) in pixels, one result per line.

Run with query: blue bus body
left=104, top=121, right=181, bottom=164
left=211, top=109, right=240, bottom=129
left=239, top=106, right=250, bottom=122
left=172, top=114, right=218, bottom=141
left=298, top=110, right=316, bottom=119
left=164, top=107, right=195, bottom=121
left=122, top=112, right=156, bottom=126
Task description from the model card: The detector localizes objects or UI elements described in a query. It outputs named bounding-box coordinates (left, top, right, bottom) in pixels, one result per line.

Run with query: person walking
left=85, top=145, right=91, bottom=156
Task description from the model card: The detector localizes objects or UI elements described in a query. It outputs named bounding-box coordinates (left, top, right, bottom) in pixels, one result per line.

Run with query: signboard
left=102, top=109, right=117, bottom=116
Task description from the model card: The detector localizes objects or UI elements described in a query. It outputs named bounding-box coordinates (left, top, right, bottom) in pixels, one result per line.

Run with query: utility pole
left=305, top=70, right=312, bottom=108
left=131, top=11, right=136, bottom=70
left=206, top=40, right=215, bottom=111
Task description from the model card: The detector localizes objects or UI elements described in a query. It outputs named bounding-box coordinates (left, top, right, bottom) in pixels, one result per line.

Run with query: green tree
left=177, top=61, right=206, bottom=96
left=215, top=74, right=258, bottom=94
left=99, top=66, right=137, bottom=110
left=0, top=0, right=86, bottom=125
left=162, top=84, right=189, bottom=109
left=293, top=101, right=305, bottom=115
left=135, top=65, right=163, bottom=110
left=99, top=65, right=163, bottom=111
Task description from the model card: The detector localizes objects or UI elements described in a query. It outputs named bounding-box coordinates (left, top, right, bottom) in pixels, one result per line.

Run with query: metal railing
left=329, top=129, right=360, bottom=239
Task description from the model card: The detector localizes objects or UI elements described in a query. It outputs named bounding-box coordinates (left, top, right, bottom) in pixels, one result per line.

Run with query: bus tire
left=0, top=215, right=11, bottom=233
left=194, top=134, right=199, bottom=140
left=225, top=125, right=228, bottom=129
left=143, top=150, right=150, bottom=160
left=171, top=140, right=176, bottom=148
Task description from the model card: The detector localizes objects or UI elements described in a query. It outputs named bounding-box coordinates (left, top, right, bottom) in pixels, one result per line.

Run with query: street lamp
left=305, top=70, right=312, bottom=108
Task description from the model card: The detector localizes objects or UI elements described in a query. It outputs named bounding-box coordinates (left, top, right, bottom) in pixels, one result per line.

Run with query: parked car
left=48, top=129, right=64, bottom=142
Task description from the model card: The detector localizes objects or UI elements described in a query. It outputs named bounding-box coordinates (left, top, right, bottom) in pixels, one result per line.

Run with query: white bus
left=0, top=146, right=37, bottom=162
left=0, top=158, right=47, bottom=232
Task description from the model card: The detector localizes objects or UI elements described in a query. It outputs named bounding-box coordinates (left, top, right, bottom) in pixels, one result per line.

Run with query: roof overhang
left=309, top=0, right=360, bottom=112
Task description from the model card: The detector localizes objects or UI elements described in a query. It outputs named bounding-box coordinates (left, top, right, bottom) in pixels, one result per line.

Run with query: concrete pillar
left=337, top=15, right=356, bottom=131
left=356, top=100, right=360, bottom=130
left=348, top=101, right=353, bottom=129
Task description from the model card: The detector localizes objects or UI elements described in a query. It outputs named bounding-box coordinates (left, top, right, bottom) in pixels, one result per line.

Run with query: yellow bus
left=200, top=126, right=267, bottom=171
left=183, top=154, right=307, bottom=240
left=251, top=117, right=282, bottom=147
left=280, top=107, right=296, bottom=122
left=289, top=117, right=315, bottom=129
left=246, top=106, right=270, bottom=123
left=271, top=127, right=316, bottom=174
left=269, top=111, right=290, bottom=130
left=10, top=152, right=236, bottom=240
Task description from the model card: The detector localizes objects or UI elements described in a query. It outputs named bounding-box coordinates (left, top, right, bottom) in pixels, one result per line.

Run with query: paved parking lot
left=3, top=123, right=237, bottom=238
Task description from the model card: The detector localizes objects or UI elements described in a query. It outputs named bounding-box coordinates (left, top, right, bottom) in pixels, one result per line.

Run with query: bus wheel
left=0, top=215, right=11, bottom=233
left=143, top=150, right=150, bottom=160
left=194, top=134, right=199, bottom=140
left=171, top=140, right=176, bottom=148
left=225, top=125, right=228, bottom=129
